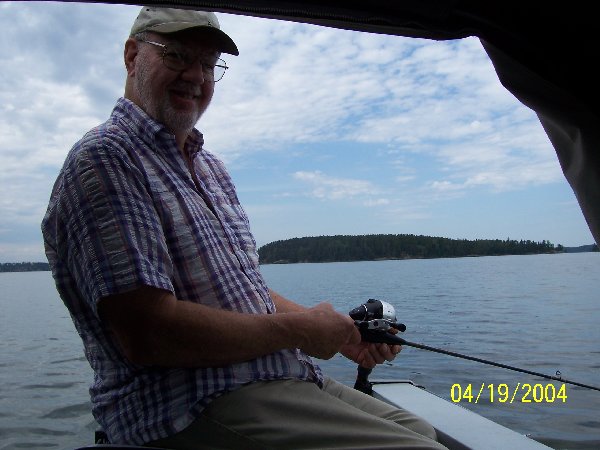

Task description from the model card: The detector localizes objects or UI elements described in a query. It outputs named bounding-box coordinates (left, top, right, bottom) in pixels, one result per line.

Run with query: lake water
left=0, top=253, right=599, bottom=449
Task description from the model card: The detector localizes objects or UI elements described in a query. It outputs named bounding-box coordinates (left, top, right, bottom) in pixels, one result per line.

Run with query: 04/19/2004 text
left=450, top=383, right=567, bottom=404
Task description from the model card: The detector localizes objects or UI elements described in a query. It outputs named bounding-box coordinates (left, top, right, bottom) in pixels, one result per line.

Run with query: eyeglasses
left=137, top=38, right=228, bottom=82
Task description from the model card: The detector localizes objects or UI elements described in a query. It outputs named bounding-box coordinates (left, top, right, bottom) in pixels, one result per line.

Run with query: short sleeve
left=48, top=133, right=174, bottom=313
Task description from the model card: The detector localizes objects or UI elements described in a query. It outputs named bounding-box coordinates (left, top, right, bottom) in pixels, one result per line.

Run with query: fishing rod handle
left=354, top=365, right=374, bottom=394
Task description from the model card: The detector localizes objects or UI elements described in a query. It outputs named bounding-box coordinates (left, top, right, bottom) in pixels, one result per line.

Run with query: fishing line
left=350, top=299, right=600, bottom=393
left=387, top=336, right=599, bottom=392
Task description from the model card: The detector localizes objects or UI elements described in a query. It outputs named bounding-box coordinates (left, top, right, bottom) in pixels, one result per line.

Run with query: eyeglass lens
left=162, top=46, right=227, bottom=81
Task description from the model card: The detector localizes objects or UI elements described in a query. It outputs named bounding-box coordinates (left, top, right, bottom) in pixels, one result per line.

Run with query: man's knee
left=323, top=377, right=438, bottom=441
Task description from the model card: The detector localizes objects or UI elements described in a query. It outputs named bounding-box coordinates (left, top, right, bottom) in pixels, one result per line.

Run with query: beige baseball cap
left=130, top=7, right=239, bottom=56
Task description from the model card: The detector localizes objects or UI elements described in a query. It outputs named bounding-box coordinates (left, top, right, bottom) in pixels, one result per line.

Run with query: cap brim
left=149, top=23, right=239, bottom=56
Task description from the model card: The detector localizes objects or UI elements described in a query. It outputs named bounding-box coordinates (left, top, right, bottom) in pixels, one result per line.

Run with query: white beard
left=135, top=56, right=203, bottom=135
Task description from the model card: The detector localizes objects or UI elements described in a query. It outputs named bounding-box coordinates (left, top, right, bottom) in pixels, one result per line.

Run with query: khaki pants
left=147, top=377, right=448, bottom=449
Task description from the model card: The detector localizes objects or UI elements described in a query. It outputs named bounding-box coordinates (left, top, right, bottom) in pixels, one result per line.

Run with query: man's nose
left=180, top=59, right=207, bottom=83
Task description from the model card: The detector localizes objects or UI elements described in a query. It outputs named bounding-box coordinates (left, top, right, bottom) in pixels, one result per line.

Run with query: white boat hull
left=371, top=380, right=552, bottom=450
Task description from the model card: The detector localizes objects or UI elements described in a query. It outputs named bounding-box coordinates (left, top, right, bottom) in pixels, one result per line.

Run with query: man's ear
left=124, top=38, right=139, bottom=77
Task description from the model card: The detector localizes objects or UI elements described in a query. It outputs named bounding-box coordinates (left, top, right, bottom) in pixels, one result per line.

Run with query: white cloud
left=293, top=170, right=381, bottom=201
left=363, top=198, right=390, bottom=207
left=430, top=180, right=464, bottom=192
left=0, top=78, right=103, bottom=232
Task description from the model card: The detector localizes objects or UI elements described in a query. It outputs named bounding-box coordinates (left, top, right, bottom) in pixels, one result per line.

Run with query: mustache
left=169, top=81, right=202, bottom=97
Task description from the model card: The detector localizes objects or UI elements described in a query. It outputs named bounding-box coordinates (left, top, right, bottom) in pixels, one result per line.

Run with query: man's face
left=132, top=30, right=218, bottom=136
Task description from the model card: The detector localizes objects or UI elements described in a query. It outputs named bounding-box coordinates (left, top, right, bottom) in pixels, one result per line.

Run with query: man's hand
left=296, top=303, right=362, bottom=360
left=269, top=291, right=401, bottom=366
left=340, top=340, right=402, bottom=369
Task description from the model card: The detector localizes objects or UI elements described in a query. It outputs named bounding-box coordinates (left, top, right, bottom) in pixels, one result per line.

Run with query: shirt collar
left=113, top=97, right=205, bottom=157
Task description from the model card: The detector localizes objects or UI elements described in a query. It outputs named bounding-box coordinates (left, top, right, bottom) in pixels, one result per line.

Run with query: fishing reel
left=349, top=299, right=406, bottom=395
left=349, top=299, right=406, bottom=344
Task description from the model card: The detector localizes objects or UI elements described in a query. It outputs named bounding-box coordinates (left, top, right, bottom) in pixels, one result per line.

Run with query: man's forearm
left=99, top=285, right=359, bottom=368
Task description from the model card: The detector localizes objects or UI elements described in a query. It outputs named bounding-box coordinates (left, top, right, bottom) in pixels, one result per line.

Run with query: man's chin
left=163, top=111, right=201, bottom=134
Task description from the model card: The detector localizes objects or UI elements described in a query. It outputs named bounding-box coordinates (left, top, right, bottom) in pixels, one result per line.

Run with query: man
left=42, top=7, right=446, bottom=449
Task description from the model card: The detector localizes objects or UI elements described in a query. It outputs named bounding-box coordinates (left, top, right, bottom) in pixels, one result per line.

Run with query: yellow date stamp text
left=450, top=383, right=567, bottom=404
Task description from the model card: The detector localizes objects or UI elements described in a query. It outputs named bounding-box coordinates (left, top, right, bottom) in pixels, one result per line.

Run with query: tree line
left=2, top=238, right=596, bottom=270
left=0, top=262, right=50, bottom=272
left=258, top=234, right=565, bottom=264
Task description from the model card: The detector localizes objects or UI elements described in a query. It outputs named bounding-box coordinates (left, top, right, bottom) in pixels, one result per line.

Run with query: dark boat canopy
left=66, top=1, right=600, bottom=245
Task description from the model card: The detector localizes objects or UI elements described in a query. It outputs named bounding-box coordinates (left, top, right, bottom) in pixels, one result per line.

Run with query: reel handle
left=354, top=365, right=374, bottom=394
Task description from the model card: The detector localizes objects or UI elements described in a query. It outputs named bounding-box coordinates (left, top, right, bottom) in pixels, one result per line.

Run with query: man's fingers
left=359, top=347, right=376, bottom=368
left=368, top=343, right=403, bottom=364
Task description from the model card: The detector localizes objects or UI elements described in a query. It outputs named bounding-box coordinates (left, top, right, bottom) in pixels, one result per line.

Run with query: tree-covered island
left=1, top=239, right=597, bottom=270
left=257, top=234, right=578, bottom=264
left=0, top=262, right=50, bottom=272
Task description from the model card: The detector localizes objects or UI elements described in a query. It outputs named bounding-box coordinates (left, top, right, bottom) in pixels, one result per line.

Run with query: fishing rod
left=349, top=299, right=600, bottom=394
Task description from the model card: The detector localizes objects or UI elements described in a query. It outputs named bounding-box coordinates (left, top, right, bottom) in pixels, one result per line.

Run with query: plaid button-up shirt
left=41, top=98, right=322, bottom=445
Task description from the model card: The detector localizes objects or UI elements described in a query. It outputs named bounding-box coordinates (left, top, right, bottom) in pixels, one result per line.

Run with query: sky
left=0, top=2, right=595, bottom=263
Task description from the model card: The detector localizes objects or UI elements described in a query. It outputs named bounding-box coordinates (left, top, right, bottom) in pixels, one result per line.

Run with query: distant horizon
left=2, top=234, right=597, bottom=265
left=255, top=232, right=596, bottom=247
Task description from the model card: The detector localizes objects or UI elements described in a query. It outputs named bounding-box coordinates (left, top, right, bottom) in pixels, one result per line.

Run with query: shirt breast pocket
left=216, top=199, right=258, bottom=259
